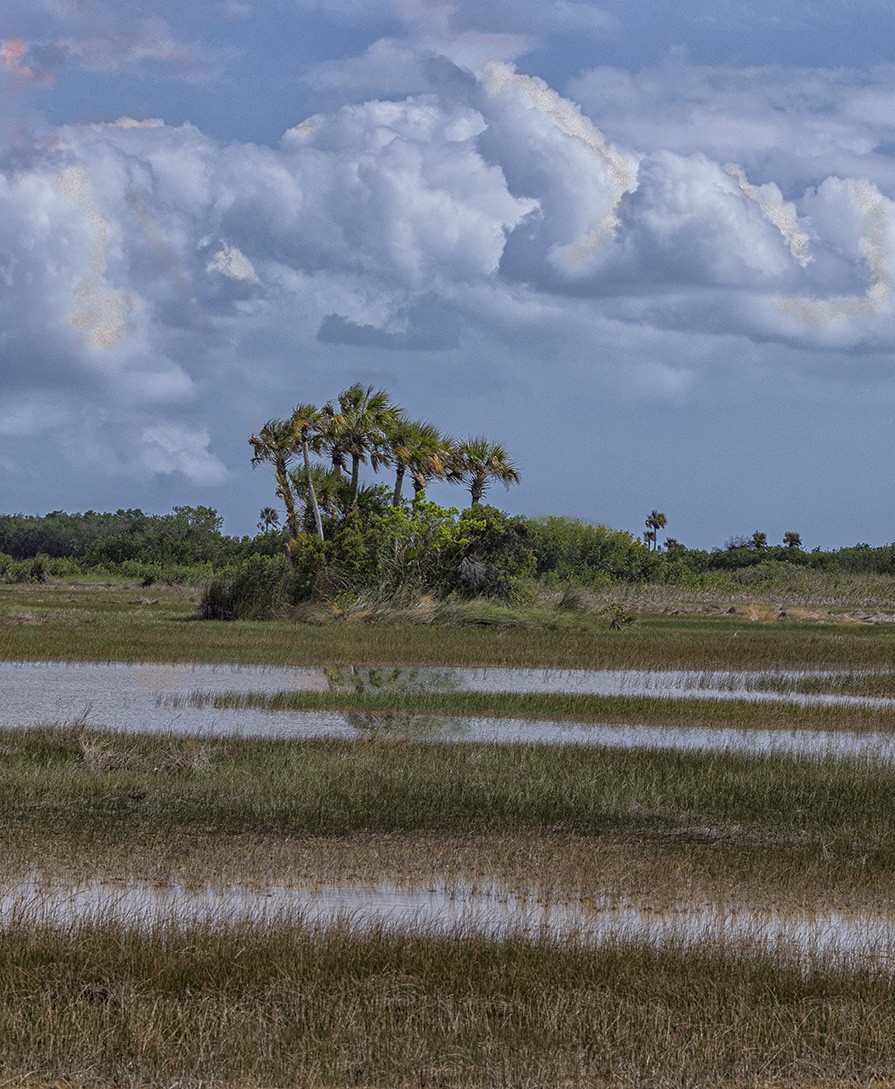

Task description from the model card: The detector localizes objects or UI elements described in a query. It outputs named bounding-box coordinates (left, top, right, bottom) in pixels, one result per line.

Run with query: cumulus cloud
left=140, top=424, right=228, bottom=484
left=3, top=43, right=895, bottom=535
left=779, top=180, right=892, bottom=324
left=724, top=163, right=812, bottom=267
left=209, top=243, right=259, bottom=283
left=483, top=61, right=638, bottom=266
left=568, top=61, right=895, bottom=189
left=54, top=165, right=135, bottom=348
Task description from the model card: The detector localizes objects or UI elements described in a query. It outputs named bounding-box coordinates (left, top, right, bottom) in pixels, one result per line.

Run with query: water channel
left=2, top=660, right=895, bottom=758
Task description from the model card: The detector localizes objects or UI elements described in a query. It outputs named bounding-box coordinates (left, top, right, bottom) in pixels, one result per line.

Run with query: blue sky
left=2, top=0, right=895, bottom=549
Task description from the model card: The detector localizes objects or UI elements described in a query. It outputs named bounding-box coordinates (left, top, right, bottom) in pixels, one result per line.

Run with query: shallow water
left=6, top=872, right=895, bottom=965
left=3, top=660, right=895, bottom=758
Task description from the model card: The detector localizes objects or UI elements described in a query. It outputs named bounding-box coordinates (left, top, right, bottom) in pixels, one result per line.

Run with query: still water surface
left=5, top=872, right=895, bottom=966
left=3, top=660, right=894, bottom=759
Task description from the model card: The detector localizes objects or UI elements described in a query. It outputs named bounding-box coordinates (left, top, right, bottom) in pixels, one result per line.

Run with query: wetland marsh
left=3, top=578, right=895, bottom=1086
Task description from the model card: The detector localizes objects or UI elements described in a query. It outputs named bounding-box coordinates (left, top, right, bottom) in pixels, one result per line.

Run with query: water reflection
left=324, top=665, right=464, bottom=740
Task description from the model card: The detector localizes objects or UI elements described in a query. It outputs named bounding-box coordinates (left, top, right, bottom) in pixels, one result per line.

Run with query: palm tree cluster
left=249, top=384, right=520, bottom=546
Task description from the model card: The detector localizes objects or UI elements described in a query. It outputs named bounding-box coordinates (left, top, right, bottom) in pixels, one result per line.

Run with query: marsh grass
left=4, top=919, right=895, bottom=1088
left=5, top=728, right=895, bottom=868
left=751, top=670, right=895, bottom=699
left=6, top=831, right=895, bottom=920
left=2, top=581, right=895, bottom=669
left=5, top=581, right=895, bottom=1084
left=196, top=685, right=895, bottom=733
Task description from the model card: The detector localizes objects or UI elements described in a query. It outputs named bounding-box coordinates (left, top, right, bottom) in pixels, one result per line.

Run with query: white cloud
left=483, top=61, right=638, bottom=267
left=140, top=424, right=228, bottom=483
left=724, top=164, right=812, bottom=267
left=3, top=52, right=895, bottom=536
left=209, top=243, right=258, bottom=283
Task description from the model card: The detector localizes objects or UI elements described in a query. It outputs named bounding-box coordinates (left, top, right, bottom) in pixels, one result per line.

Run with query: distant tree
left=783, top=531, right=802, bottom=549
left=644, top=510, right=667, bottom=552
left=751, top=531, right=768, bottom=551
left=663, top=537, right=687, bottom=560
left=257, top=507, right=281, bottom=533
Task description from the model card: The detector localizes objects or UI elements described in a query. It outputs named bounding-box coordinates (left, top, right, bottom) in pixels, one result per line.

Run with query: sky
left=2, top=0, right=895, bottom=549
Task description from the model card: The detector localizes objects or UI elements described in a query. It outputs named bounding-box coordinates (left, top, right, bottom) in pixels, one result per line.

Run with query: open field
left=4, top=579, right=895, bottom=1085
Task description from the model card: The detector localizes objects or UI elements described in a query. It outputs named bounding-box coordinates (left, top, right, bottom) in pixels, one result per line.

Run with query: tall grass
left=6, top=728, right=895, bottom=866
left=198, top=685, right=895, bottom=732
left=3, top=919, right=895, bottom=1087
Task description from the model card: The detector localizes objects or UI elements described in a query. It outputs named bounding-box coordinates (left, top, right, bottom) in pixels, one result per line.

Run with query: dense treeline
left=2, top=505, right=895, bottom=582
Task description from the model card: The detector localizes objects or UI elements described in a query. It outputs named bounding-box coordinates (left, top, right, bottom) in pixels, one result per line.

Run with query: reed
left=197, top=684, right=895, bottom=732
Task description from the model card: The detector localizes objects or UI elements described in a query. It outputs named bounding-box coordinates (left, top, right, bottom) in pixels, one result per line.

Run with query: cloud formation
left=3, top=21, right=895, bottom=544
left=724, top=163, right=812, bottom=267
left=483, top=61, right=638, bottom=265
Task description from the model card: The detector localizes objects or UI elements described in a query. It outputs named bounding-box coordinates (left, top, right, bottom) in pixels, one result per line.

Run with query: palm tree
left=289, top=403, right=327, bottom=542
left=454, top=436, right=521, bottom=506
left=783, top=531, right=802, bottom=549
left=323, top=385, right=403, bottom=506
left=257, top=507, right=280, bottom=533
left=289, top=463, right=346, bottom=533
left=249, top=419, right=301, bottom=545
left=644, top=511, right=667, bottom=552
left=752, top=531, right=768, bottom=550
left=387, top=419, right=452, bottom=506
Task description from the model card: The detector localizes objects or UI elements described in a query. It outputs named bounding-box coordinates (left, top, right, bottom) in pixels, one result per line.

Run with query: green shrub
left=200, top=555, right=295, bottom=620
left=527, top=516, right=657, bottom=583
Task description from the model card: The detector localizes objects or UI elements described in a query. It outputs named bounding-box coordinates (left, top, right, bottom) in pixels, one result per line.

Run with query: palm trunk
left=275, top=456, right=299, bottom=565
left=392, top=464, right=405, bottom=507
left=470, top=472, right=485, bottom=505
left=303, top=439, right=325, bottom=542
left=348, top=455, right=360, bottom=506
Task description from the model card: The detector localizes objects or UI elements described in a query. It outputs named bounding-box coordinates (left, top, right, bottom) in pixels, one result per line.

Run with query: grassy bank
left=2, top=581, right=895, bottom=669
left=3, top=920, right=895, bottom=1088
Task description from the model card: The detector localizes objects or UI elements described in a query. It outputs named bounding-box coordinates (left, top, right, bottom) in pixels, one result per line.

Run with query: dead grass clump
left=739, top=605, right=781, bottom=623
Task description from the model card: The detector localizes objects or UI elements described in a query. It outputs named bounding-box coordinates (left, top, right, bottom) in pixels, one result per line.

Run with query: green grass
left=2, top=581, right=895, bottom=669
left=199, top=685, right=895, bottom=733
left=3, top=920, right=895, bottom=1088
left=6, top=727, right=895, bottom=867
